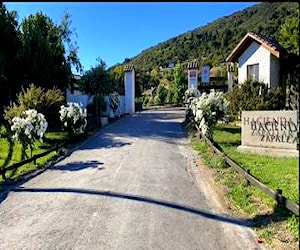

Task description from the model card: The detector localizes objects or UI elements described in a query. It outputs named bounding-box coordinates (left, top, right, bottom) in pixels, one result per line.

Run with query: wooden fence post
left=276, top=189, right=285, bottom=207
left=246, top=169, right=251, bottom=186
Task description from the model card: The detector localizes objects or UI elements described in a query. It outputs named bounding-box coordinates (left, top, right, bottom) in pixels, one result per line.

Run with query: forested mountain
left=112, top=2, right=298, bottom=72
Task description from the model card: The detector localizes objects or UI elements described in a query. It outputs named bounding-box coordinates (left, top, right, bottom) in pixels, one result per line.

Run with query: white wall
left=67, top=88, right=126, bottom=117
left=66, top=88, right=93, bottom=108
left=238, top=41, right=279, bottom=88
left=102, top=95, right=126, bottom=117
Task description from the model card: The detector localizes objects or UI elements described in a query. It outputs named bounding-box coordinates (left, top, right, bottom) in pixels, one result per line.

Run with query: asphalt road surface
left=0, top=107, right=265, bottom=250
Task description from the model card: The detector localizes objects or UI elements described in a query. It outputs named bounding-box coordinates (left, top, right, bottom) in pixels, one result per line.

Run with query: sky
left=5, top=2, right=258, bottom=73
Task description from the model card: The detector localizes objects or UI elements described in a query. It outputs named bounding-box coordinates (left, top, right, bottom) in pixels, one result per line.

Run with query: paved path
left=0, top=107, right=264, bottom=250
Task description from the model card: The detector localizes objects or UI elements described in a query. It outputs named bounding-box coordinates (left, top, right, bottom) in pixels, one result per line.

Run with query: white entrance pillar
left=124, top=64, right=135, bottom=114
left=227, top=62, right=234, bottom=92
left=187, top=60, right=198, bottom=89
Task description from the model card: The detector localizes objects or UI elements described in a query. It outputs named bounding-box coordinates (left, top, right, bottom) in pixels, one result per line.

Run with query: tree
left=165, top=88, right=174, bottom=104
left=278, top=16, right=299, bottom=110
left=149, top=68, right=160, bottom=87
left=18, top=11, right=82, bottom=92
left=172, top=63, right=187, bottom=105
left=78, top=59, right=114, bottom=126
left=0, top=3, right=21, bottom=117
left=110, top=64, right=125, bottom=95
left=134, top=69, right=150, bottom=97
left=155, top=84, right=167, bottom=105
left=278, top=17, right=299, bottom=55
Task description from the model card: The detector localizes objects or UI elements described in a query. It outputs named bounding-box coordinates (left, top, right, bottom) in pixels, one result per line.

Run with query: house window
left=247, top=63, right=259, bottom=81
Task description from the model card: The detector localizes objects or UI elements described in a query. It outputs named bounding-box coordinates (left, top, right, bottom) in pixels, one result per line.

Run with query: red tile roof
left=124, top=64, right=134, bottom=72
left=187, top=60, right=198, bottom=69
left=226, top=32, right=283, bottom=62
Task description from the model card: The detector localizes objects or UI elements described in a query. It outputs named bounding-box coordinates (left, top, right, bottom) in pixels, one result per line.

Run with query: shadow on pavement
left=0, top=191, right=8, bottom=204
left=13, top=187, right=250, bottom=228
left=80, top=108, right=187, bottom=150
left=49, top=160, right=104, bottom=171
left=0, top=159, right=104, bottom=204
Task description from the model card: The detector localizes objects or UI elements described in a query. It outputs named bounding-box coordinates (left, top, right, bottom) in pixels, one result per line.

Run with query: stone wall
left=238, top=110, right=299, bottom=157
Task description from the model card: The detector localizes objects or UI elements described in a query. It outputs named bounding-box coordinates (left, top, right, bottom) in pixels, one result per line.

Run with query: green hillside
left=112, top=2, right=298, bottom=72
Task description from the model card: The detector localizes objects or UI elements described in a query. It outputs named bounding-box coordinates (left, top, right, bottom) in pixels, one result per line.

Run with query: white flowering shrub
left=189, top=91, right=229, bottom=139
left=59, top=102, right=87, bottom=135
left=11, top=109, right=48, bottom=158
left=184, top=87, right=200, bottom=105
left=184, top=87, right=201, bottom=118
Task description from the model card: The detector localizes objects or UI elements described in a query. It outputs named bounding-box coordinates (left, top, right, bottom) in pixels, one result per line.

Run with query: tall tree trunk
left=95, top=95, right=101, bottom=127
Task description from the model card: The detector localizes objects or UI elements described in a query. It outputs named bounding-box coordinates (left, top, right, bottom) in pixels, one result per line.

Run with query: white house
left=226, top=32, right=284, bottom=89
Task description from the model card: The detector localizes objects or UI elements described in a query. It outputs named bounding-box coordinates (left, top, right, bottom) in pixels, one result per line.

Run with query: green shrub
left=225, top=80, right=285, bottom=120
left=4, top=84, right=64, bottom=130
left=0, top=125, right=8, bottom=138
left=142, top=95, right=150, bottom=106
left=3, top=103, right=26, bottom=125
left=135, top=96, right=143, bottom=104
left=155, top=84, right=167, bottom=105
left=86, top=95, right=107, bottom=119
left=109, top=92, right=120, bottom=113
left=135, top=97, right=143, bottom=111
left=148, top=96, right=154, bottom=107
left=165, top=88, right=174, bottom=104
left=154, top=95, right=161, bottom=105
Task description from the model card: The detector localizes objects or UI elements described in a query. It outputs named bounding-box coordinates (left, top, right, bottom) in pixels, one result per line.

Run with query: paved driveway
left=0, top=107, right=264, bottom=250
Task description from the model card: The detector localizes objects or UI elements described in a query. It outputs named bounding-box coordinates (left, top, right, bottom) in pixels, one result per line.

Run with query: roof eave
left=226, top=33, right=281, bottom=62
left=226, top=33, right=251, bottom=62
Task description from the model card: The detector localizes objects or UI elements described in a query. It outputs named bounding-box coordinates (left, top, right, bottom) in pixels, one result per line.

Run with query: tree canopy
left=172, top=63, right=187, bottom=105
left=78, top=58, right=114, bottom=125
left=278, top=16, right=299, bottom=55
left=79, top=59, right=113, bottom=97
left=0, top=3, right=82, bottom=120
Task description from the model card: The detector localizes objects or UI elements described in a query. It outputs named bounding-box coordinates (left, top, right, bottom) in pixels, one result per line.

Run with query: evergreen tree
left=78, top=59, right=114, bottom=126
left=172, top=63, right=187, bottom=105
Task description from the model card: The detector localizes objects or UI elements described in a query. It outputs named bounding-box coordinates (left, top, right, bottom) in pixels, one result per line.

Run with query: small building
left=226, top=32, right=285, bottom=89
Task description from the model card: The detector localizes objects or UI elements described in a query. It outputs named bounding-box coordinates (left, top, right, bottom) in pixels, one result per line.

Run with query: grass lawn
left=214, top=123, right=299, bottom=205
left=0, top=114, right=99, bottom=183
left=189, top=121, right=299, bottom=247
left=0, top=130, right=68, bottom=182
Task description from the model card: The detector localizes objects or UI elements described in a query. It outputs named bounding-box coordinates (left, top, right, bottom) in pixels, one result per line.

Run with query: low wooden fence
left=188, top=116, right=299, bottom=216
left=0, top=142, right=67, bottom=180
left=0, top=126, right=97, bottom=181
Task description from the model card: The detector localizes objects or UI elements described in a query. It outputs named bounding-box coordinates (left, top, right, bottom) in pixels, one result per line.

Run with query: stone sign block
left=238, top=110, right=299, bottom=157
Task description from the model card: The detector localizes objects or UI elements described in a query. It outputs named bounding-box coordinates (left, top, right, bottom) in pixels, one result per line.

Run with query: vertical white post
left=228, top=71, right=233, bottom=92
left=227, top=62, right=234, bottom=92
left=187, top=60, right=198, bottom=90
left=124, top=64, right=135, bottom=114
left=188, top=69, right=198, bottom=89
